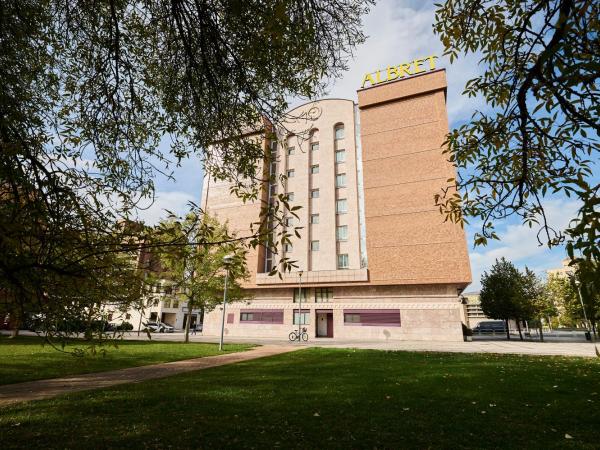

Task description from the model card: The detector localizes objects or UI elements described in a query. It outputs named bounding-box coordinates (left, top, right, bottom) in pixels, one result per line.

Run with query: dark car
left=472, top=321, right=507, bottom=333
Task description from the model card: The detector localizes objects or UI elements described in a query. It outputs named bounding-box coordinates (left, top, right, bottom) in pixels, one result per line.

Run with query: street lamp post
left=297, top=271, right=303, bottom=343
left=219, top=255, right=234, bottom=351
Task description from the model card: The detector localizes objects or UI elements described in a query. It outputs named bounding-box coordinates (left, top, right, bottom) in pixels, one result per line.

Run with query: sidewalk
left=0, top=344, right=300, bottom=406
left=112, top=332, right=599, bottom=357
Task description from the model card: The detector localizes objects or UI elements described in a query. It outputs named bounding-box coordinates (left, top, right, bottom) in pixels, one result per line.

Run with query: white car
left=144, top=321, right=175, bottom=333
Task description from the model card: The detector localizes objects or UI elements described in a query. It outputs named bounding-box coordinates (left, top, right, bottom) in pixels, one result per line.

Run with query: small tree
left=571, top=259, right=600, bottom=337
left=152, top=211, right=249, bottom=343
left=480, top=258, right=523, bottom=340
left=522, top=268, right=556, bottom=341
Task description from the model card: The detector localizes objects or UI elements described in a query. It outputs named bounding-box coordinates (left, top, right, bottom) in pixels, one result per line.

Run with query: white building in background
left=106, top=280, right=203, bottom=331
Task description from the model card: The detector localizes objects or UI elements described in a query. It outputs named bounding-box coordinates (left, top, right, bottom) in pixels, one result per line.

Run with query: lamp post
left=219, top=255, right=234, bottom=351
left=297, top=270, right=303, bottom=343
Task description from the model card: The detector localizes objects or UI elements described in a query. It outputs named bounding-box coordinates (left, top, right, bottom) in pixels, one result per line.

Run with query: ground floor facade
left=202, top=284, right=466, bottom=342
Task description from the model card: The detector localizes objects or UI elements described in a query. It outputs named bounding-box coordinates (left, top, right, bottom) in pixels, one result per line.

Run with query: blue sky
left=138, top=0, right=584, bottom=291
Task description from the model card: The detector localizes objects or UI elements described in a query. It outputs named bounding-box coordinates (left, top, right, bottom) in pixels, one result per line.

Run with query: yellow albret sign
left=361, top=55, right=438, bottom=88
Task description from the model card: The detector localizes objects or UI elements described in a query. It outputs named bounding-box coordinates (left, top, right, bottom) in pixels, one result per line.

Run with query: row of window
left=237, top=308, right=401, bottom=327
left=282, top=243, right=349, bottom=268
left=286, top=187, right=347, bottom=202
left=285, top=168, right=347, bottom=187
left=293, top=287, right=333, bottom=303
left=285, top=148, right=346, bottom=163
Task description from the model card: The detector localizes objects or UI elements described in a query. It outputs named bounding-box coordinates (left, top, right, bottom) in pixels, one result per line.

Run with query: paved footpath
left=104, top=333, right=599, bottom=358
left=0, top=345, right=299, bottom=407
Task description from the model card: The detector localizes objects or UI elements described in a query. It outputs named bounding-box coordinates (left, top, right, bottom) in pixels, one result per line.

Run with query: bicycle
left=289, top=327, right=309, bottom=342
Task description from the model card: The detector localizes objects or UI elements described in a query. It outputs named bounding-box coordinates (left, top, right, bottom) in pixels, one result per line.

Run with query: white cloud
left=134, top=191, right=196, bottom=225
left=467, top=199, right=580, bottom=291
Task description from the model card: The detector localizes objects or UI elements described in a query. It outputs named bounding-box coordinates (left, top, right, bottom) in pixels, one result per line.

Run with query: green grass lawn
left=1, top=348, right=599, bottom=449
left=0, top=335, right=252, bottom=385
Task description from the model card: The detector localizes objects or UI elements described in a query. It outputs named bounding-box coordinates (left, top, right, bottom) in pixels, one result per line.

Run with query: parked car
left=472, top=321, right=507, bottom=333
left=143, top=321, right=174, bottom=333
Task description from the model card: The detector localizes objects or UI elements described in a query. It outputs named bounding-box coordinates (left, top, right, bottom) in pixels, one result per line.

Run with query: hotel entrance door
left=316, top=310, right=333, bottom=338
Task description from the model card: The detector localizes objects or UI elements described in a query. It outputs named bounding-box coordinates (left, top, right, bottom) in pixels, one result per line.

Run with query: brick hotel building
left=201, top=68, right=472, bottom=341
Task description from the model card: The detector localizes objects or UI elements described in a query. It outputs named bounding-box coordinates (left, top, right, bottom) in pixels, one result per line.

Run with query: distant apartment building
left=105, top=245, right=202, bottom=331
left=546, top=258, right=576, bottom=279
left=201, top=66, right=472, bottom=341
left=462, top=292, right=487, bottom=328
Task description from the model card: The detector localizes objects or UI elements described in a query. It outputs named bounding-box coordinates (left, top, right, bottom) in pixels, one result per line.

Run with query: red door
left=326, top=313, right=334, bottom=338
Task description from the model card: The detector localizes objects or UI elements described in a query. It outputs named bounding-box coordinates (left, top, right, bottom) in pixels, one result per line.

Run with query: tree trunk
left=516, top=320, right=523, bottom=340
left=184, top=296, right=193, bottom=343
left=9, top=312, right=20, bottom=338
left=539, top=321, right=544, bottom=342
left=505, top=319, right=510, bottom=340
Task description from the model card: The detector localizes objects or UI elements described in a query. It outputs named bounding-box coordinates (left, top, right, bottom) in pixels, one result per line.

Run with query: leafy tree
left=1, top=0, right=372, bottom=339
left=151, top=212, right=249, bottom=343
left=522, top=268, right=556, bottom=340
left=568, top=259, right=600, bottom=336
left=433, top=0, right=599, bottom=251
left=545, top=274, right=577, bottom=327
left=479, top=258, right=524, bottom=339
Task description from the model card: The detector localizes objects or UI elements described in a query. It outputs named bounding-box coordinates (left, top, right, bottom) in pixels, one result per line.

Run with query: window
left=287, top=147, right=295, bottom=155
left=270, top=140, right=278, bottom=151
left=311, top=240, right=320, bottom=251
left=336, top=199, right=347, bottom=214
left=293, top=288, right=309, bottom=303
left=173, top=300, right=179, bottom=309
left=344, top=313, right=360, bottom=323
left=338, top=254, right=349, bottom=269
left=240, top=312, right=255, bottom=321
left=287, top=169, right=295, bottom=178
left=315, top=288, right=333, bottom=303
left=269, top=184, right=277, bottom=196
left=284, top=243, right=293, bottom=252
left=311, top=165, right=319, bottom=174
left=335, top=124, right=345, bottom=140
left=311, top=142, right=319, bottom=151
left=310, top=214, right=319, bottom=224
left=287, top=192, right=294, bottom=201
left=293, top=310, right=310, bottom=325
left=125, top=313, right=131, bottom=320
left=240, top=310, right=284, bottom=324
left=107, top=313, right=113, bottom=321
left=285, top=217, right=294, bottom=227
left=343, top=310, right=401, bottom=327
left=335, top=150, right=346, bottom=163
left=311, top=189, right=320, bottom=198
left=336, top=225, right=348, bottom=241
left=336, top=173, right=346, bottom=187
left=163, top=286, right=173, bottom=294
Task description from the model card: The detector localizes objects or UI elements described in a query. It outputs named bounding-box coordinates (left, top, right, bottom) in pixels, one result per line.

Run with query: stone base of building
left=202, top=285, right=466, bottom=342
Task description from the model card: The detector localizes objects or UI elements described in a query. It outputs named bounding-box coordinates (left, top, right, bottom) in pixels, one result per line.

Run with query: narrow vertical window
left=337, top=254, right=349, bottom=269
